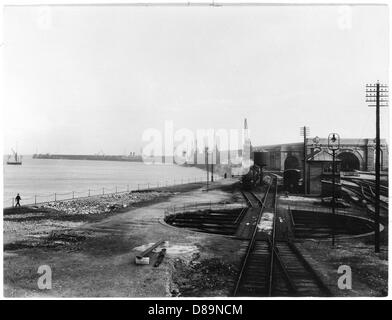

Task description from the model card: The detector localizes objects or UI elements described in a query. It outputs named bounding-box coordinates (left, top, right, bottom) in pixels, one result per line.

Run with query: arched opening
left=284, top=155, right=300, bottom=170
left=337, top=152, right=360, bottom=171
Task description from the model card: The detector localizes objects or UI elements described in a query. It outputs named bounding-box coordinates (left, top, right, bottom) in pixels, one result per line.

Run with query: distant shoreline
left=32, top=153, right=143, bottom=162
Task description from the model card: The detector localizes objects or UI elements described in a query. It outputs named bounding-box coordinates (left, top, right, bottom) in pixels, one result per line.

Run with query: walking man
left=15, top=193, right=21, bottom=207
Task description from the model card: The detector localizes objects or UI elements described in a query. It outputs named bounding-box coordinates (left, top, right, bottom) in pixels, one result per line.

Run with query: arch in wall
left=284, top=155, right=300, bottom=170
left=337, top=152, right=361, bottom=171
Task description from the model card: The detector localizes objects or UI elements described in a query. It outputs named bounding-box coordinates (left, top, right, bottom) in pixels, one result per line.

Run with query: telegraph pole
left=332, top=149, right=336, bottom=247
left=205, top=147, right=209, bottom=190
left=211, top=147, right=214, bottom=182
left=366, top=81, right=388, bottom=253
left=300, top=126, right=310, bottom=194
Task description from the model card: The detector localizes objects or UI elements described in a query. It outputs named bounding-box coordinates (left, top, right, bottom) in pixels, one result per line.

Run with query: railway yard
left=3, top=174, right=388, bottom=297
left=233, top=187, right=331, bottom=297
left=2, top=1, right=389, bottom=304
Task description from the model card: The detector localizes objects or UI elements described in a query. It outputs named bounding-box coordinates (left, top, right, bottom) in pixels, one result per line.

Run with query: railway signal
left=366, top=81, right=388, bottom=253
left=312, top=136, right=322, bottom=153
left=328, top=132, right=340, bottom=247
left=300, top=126, right=310, bottom=194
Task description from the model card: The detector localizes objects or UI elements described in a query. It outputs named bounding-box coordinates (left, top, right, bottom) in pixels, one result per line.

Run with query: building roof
left=307, top=149, right=341, bottom=162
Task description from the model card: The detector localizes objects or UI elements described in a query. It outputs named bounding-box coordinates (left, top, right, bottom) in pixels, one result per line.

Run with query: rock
left=171, top=289, right=180, bottom=297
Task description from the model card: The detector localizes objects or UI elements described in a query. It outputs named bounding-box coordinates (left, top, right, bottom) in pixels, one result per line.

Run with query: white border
left=0, top=0, right=390, bottom=301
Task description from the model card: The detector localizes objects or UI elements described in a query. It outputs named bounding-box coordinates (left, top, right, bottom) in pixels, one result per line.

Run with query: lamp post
left=328, top=133, right=340, bottom=247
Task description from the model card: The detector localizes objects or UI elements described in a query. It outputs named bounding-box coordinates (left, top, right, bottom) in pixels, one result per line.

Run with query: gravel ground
left=3, top=190, right=174, bottom=247
left=3, top=179, right=244, bottom=297
left=38, top=191, right=173, bottom=215
left=299, top=240, right=388, bottom=297
left=279, top=194, right=388, bottom=297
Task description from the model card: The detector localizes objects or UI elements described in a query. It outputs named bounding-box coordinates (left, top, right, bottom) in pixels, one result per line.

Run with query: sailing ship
left=7, top=148, right=22, bottom=165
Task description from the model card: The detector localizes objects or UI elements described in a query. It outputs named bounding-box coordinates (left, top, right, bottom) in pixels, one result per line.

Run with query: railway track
left=241, top=190, right=263, bottom=208
left=350, top=179, right=388, bottom=197
left=362, top=186, right=388, bottom=211
left=271, top=241, right=331, bottom=296
left=343, top=181, right=388, bottom=211
left=233, top=185, right=272, bottom=296
left=233, top=180, right=331, bottom=297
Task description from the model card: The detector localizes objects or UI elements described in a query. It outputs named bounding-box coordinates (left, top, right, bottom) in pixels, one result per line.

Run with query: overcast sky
left=3, top=5, right=389, bottom=155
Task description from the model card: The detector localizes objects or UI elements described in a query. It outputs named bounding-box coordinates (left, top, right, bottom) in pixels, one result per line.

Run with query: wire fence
left=5, top=175, right=225, bottom=209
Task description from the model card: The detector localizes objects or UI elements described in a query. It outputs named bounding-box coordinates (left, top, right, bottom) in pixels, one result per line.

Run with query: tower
left=242, top=118, right=252, bottom=171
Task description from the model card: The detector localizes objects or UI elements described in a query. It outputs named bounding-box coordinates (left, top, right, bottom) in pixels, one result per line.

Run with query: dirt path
left=4, top=180, right=243, bottom=297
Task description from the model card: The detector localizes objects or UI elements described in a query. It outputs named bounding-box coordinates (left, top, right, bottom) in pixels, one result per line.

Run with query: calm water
left=3, top=156, right=206, bottom=207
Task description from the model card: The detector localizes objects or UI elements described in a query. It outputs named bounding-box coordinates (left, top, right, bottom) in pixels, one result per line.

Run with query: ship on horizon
left=7, top=148, right=22, bottom=165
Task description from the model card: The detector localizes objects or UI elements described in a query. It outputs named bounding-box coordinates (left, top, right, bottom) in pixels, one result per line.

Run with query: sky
left=2, top=4, right=389, bottom=155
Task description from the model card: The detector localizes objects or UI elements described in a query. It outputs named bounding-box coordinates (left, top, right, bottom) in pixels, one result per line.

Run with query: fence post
left=54, top=193, right=57, bottom=202
left=103, top=188, right=105, bottom=195
left=88, top=189, right=90, bottom=197
left=72, top=191, right=75, bottom=199
left=35, top=195, right=37, bottom=205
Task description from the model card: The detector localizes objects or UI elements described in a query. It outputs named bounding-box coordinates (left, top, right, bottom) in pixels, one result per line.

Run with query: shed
left=307, top=150, right=341, bottom=195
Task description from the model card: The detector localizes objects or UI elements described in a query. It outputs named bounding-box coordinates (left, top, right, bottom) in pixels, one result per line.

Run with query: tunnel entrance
left=337, top=152, right=360, bottom=171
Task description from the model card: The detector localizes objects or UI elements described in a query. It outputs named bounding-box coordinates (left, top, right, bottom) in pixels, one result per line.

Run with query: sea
left=3, top=156, right=207, bottom=207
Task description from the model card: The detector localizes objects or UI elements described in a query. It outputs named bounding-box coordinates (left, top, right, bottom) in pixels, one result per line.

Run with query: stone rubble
left=39, top=191, right=172, bottom=215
